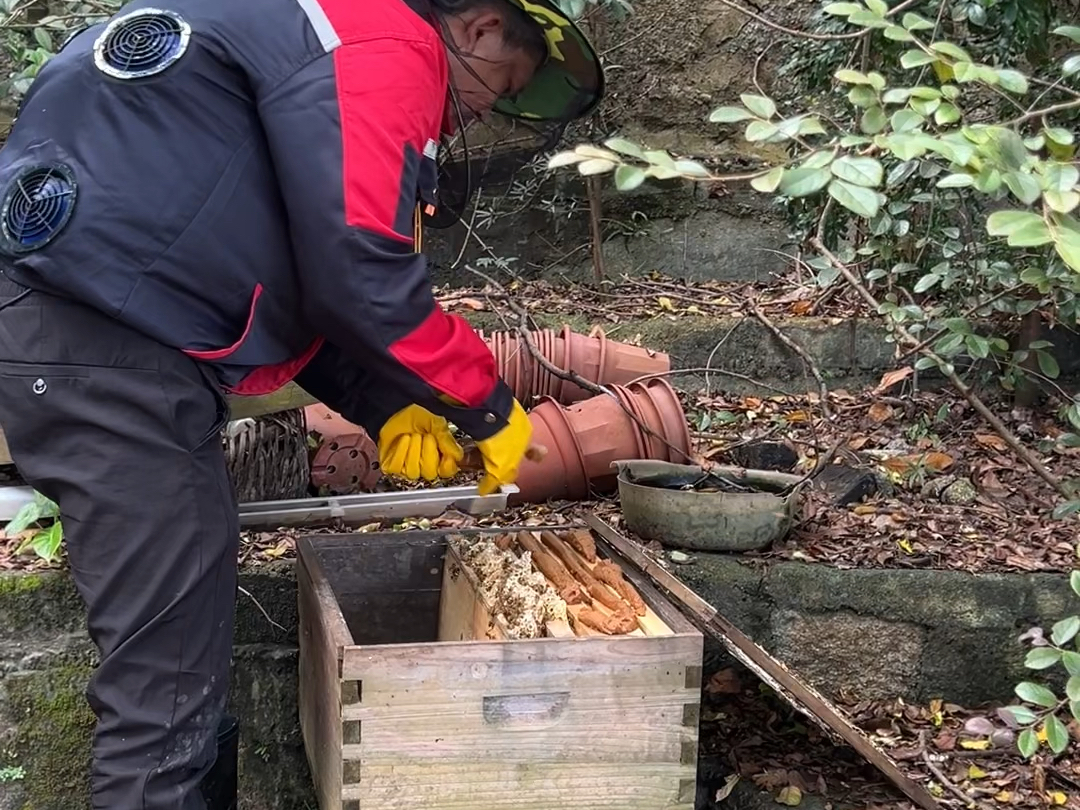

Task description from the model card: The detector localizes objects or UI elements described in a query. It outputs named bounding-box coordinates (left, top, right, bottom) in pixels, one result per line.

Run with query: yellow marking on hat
left=517, top=0, right=567, bottom=60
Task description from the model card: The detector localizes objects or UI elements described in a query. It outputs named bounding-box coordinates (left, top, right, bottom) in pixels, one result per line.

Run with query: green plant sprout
left=3, top=489, right=63, bottom=563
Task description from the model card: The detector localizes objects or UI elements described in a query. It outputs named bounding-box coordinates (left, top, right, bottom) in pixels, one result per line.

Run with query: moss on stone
left=0, top=571, right=84, bottom=637
left=0, top=573, right=43, bottom=594
left=2, top=658, right=95, bottom=810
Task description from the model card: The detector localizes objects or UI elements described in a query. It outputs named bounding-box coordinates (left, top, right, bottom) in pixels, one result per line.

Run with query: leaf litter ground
left=435, top=273, right=874, bottom=323
left=679, top=381, right=1080, bottom=575
left=695, top=662, right=1080, bottom=810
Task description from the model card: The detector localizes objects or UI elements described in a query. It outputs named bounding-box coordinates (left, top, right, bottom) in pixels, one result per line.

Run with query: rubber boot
left=199, top=714, right=239, bottom=810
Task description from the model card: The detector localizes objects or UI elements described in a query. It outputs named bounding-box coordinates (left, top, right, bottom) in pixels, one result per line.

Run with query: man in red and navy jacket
left=0, top=0, right=602, bottom=806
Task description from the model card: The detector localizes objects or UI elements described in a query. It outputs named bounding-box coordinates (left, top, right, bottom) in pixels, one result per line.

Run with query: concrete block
left=919, top=626, right=1028, bottom=705
left=770, top=610, right=925, bottom=700
left=673, top=555, right=770, bottom=643
left=764, top=564, right=1023, bottom=630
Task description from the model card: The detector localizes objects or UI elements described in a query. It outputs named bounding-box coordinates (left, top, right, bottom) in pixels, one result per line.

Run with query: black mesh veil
left=422, top=102, right=571, bottom=230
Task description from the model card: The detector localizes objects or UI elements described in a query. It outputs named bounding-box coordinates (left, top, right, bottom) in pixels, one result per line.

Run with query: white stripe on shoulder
left=294, top=0, right=341, bottom=52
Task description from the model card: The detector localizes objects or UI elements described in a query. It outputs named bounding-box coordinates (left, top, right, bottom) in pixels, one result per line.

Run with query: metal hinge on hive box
left=236, top=484, right=518, bottom=529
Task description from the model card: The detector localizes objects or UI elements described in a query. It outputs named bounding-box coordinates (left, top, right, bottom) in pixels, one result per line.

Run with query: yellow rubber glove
left=377, top=404, right=464, bottom=482
left=474, top=398, right=532, bottom=496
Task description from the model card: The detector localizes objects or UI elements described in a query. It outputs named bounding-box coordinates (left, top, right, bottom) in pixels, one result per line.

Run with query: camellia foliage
left=552, top=6, right=1080, bottom=269
left=550, top=0, right=1080, bottom=509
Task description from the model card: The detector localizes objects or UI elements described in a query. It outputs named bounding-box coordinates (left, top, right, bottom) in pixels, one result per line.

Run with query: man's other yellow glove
left=378, top=404, right=464, bottom=482
left=474, top=398, right=532, bottom=496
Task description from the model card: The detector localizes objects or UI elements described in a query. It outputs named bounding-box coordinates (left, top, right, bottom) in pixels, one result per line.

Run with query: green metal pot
left=613, top=460, right=806, bottom=553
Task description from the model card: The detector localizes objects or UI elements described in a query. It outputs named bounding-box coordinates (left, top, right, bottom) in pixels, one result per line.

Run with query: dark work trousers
left=0, top=277, right=238, bottom=810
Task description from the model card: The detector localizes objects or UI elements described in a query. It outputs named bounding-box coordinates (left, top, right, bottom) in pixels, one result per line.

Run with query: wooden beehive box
left=296, top=528, right=703, bottom=810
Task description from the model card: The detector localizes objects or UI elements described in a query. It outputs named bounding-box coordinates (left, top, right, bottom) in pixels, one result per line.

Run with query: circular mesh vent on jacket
left=0, top=165, right=77, bottom=255
left=93, top=8, right=191, bottom=80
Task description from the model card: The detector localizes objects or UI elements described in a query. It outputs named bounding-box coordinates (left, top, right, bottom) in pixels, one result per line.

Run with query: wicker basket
left=223, top=408, right=310, bottom=503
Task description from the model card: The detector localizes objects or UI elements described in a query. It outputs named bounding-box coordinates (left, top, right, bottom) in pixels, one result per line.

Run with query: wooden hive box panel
left=297, top=530, right=703, bottom=810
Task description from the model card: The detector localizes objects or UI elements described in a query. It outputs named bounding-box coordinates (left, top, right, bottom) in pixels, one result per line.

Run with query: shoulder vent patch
left=0, top=164, right=78, bottom=256
left=93, top=8, right=191, bottom=80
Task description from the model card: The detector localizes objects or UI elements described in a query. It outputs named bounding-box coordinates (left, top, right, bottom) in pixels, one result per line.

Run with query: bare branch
left=746, top=298, right=834, bottom=420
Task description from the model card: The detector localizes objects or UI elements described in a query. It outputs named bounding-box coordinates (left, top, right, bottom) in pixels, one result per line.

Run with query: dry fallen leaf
left=975, top=433, right=1008, bottom=452
left=455, top=297, right=487, bottom=311
left=715, top=775, right=740, bottom=803
left=752, top=770, right=790, bottom=791
left=705, top=667, right=744, bottom=696
left=263, top=539, right=292, bottom=559
left=873, top=366, right=914, bottom=394
left=880, top=452, right=955, bottom=475
left=868, top=402, right=894, bottom=423
left=776, top=785, right=803, bottom=806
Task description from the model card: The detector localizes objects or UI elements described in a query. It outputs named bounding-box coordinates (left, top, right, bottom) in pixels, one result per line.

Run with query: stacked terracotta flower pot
left=510, top=378, right=693, bottom=505
left=302, top=326, right=691, bottom=502
left=478, top=324, right=670, bottom=404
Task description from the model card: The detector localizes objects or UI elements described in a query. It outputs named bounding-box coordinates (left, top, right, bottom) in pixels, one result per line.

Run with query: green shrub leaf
left=828, top=179, right=880, bottom=218
left=830, top=156, right=884, bottom=187
left=1016, top=681, right=1059, bottom=707
left=1017, top=728, right=1039, bottom=758
left=1025, top=647, right=1063, bottom=670
left=1052, top=616, right=1080, bottom=647
left=1045, top=714, right=1070, bottom=754
left=709, top=106, right=753, bottom=124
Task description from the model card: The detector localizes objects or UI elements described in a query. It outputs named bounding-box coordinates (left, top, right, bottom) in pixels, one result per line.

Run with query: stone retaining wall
left=0, top=565, right=312, bottom=810
left=461, top=311, right=1080, bottom=393
left=678, top=555, right=1075, bottom=705
left=0, top=557, right=1072, bottom=809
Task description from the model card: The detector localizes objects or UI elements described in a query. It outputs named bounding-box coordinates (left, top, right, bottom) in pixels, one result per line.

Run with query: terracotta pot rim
left=608, top=386, right=648, bottom=458
left=540, top=329, right=557, bottom=399
left=512, top=407, right=565, bottom=503
left=533, top=396, right=590, bottom=498
left=626, top=380, right=667, bottom=459
left=547, top=328, right=563, bottom=399
left=532, top=329, right=545, bottom=399
left=632, top=378, right=692, bottom=462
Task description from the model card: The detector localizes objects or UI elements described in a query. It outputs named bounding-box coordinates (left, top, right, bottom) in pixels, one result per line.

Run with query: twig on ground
left=450, top=184, right=484, bottom=270
left=238, top=585, right=289, bottom=634
left=704, top=318, right=745, bottom=395
left=747, top=298, right=833, bottom=420
left=628, top=367, right=794, bottom=398
left=586, top=176, right=606, bottom=283
left=619, top=276, right=729, bottom=307
left=918, top=730, right=992, bottom=810
left=892, top=747, right=1000, bottom=763
left=809, top=283, right=842, bottom=315
left=714, top=0, right=923, bottom=42
left=809, top=235, right=1071, bottom=500
left=782, top=435, right=848, bottom=496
